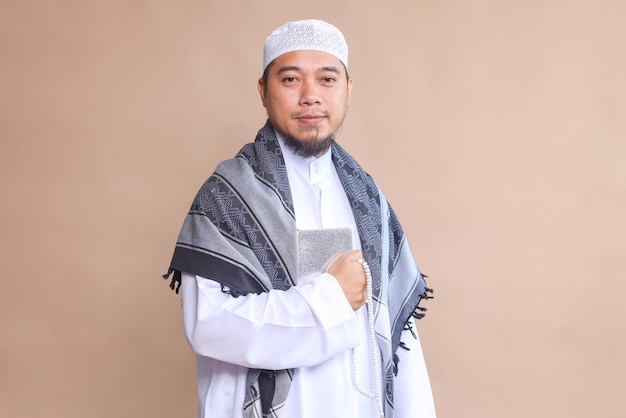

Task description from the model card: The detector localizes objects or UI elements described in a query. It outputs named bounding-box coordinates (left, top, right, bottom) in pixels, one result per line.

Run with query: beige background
left=2, top=1, right=625, bottom=417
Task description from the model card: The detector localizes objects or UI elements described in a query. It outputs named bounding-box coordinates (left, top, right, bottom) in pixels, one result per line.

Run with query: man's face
left=258, top=50, right=352, bottom=156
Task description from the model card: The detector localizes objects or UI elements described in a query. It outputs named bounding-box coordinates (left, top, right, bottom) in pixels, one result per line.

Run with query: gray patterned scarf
left=164, top=121, right=432, bottom=417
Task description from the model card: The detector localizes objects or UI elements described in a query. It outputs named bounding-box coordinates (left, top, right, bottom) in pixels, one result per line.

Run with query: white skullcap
left=263, top=19, right=349, bottom=71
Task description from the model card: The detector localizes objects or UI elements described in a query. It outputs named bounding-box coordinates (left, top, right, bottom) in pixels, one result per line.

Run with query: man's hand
left=326, top=250, right=367, bottom=310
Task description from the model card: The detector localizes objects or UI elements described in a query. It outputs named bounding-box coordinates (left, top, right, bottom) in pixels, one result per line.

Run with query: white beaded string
left=352, top=258, right=385, bottom=418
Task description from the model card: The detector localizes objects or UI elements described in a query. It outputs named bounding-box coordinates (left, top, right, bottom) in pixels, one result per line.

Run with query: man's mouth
left=296, top=113, right=326, bottom=125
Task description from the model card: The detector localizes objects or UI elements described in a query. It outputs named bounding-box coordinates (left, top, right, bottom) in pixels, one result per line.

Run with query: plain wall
left=3, top=1, right=625, bottom=417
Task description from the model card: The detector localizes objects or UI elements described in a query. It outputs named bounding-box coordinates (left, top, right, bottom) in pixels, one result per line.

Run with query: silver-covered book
left=297, top=227, right=353, bottom=280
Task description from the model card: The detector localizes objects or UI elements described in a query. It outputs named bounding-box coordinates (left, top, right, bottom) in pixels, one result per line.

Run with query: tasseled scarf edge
left=163, top=268, right=182, bottom=294
left=162, top=268, right=248, bottom=297
left=393, top=274, right=434, bottom=376
left=411, top=274, right=434, bottom=321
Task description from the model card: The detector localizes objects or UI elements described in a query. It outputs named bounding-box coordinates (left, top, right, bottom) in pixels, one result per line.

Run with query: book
left=297, top=227, right=353, bottom=280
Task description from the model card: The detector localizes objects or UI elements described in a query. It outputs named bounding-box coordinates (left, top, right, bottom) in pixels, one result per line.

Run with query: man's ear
left=257, top=78, right=267, bottom=108
left=347, top=77, right=353, bottom=106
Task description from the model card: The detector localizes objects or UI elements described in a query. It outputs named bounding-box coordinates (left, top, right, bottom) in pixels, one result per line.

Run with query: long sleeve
left=393, top=325, right=437, bottom=417
left=181, top=271, right=360, bottom=370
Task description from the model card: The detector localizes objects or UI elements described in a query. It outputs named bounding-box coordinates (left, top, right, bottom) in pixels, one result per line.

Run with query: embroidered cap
left=263, top=19, right=349, bottom=71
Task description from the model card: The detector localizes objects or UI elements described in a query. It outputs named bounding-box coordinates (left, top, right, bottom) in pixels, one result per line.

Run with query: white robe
left=181, top=136, right=436, bottom=417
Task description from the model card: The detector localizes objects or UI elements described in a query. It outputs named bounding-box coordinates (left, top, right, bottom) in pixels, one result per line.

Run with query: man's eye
left=322, top=77, right=337, bottom=83
left=283, top=76, right=297, bottom=83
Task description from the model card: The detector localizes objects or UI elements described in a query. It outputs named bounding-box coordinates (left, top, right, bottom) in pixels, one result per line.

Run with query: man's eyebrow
left=319, top=66, right=341, bottom=74
left=276, top=65, right=301, bottom=74
left=276, top=65, right=341, bottom=74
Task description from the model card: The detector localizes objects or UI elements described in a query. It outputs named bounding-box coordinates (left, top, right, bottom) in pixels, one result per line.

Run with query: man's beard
left=282, top=132, right=333, bottom=158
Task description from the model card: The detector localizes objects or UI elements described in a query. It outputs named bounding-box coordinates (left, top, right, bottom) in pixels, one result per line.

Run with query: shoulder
left=214, top=155, right=254, bottom=178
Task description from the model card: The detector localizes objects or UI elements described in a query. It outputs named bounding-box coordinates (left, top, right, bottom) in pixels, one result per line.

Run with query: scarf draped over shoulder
left=164, top=121, right=432, bottom=417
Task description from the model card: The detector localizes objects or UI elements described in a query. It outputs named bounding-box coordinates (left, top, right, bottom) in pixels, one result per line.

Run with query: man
left=164, top=19, right=436, bottom=418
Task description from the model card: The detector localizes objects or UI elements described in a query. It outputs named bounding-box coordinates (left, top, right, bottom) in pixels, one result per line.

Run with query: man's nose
left=299, top=80, right=321, bottom=106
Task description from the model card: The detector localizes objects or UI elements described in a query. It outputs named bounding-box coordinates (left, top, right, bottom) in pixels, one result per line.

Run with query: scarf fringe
left=395, top=277, right=433, bottom=376
left=411, top=278, right=434, bottom=321
left=392, top=341, right=412, bottom=375
left=162, top=268, right=182, bottom=294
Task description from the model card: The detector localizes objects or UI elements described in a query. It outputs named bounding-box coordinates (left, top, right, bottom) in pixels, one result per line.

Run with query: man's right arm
left=181, top=270, right=359, bottom=370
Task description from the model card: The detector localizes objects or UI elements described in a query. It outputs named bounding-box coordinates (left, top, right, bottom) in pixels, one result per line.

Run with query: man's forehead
left=271, top=50, right=345, bottom=73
